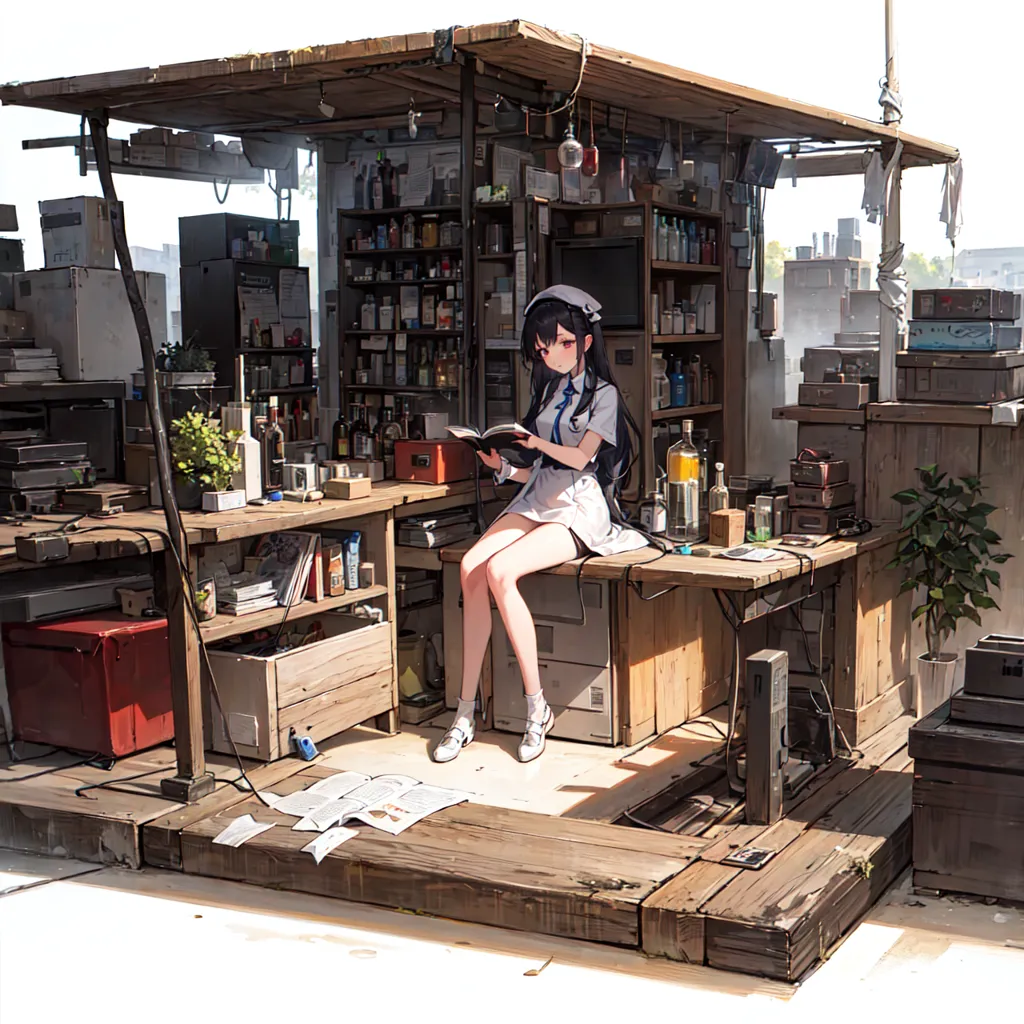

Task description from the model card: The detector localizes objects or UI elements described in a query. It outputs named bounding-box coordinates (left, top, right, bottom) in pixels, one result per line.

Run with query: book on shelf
left=219, top=595, right=280, bottom=617
left=446, top=423, right=536, bottom=468
left=397, top=522, right=476, bottom=549
left=0, top=370, right=60, bottom=383
left=218, top=572, right=276, bottom=605
left=252, top=531, right=319, bottom=607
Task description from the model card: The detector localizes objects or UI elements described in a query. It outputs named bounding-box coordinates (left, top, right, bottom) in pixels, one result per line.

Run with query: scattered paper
left=302, top=827, right=358, bottom=865
left=292, top=797, right=361, bottom=833
left=719, top=546, right=785, bottom=562
left=271, top=789, right=336, bottom=819
left=257, top=791, right=282, bottom=807
left=356, top=784, right=470, bottom=836
left=308, top=771, right=372, bottom=800
left=212, top=814, right=275, bottom=849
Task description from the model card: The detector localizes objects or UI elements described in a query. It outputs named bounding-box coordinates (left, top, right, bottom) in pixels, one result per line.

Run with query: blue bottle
left=669, top=357, right=688, bottom=408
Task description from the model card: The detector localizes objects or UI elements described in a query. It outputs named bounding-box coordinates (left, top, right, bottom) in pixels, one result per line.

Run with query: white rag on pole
left=861, top=139, right=904, bottom=225
left=868, top=140, right=907, bottom=339
left=940, top=158, right=964, bottom=242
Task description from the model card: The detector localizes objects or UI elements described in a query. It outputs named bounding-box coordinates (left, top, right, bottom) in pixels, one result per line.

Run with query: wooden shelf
left=477, top=252, right=515, bottom=261
left=652, top=404, right=722, bottom=421
left=239, top=346, right=313, bottom=355
left=395, top=545, right=443, bottom=570
left=651, top=261, right=721, bottom=275
left=346, top=247, right=462, bottom=259
left=651, top=201, right=723, bottom=222
left=550, top=201, right=722, bottom=223
left=772, top=405, right=866, bottom=425
left=255, top=386, right=316, bottom=397
left=345, top=329, right=461, bottom=337
left=341, top=205, right=460, bottom=218
left=353, top=384, right=458, bottom=394
left=200, top=584, right=389, bottom=643
left=652, top=334, right=722, bottom=344
left=346, top=278, right=462, bottom=287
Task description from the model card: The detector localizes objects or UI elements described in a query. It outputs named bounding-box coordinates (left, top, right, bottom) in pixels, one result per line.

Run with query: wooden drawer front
left=276, top=620, right=391, bottom=708
left=207, top=619, right=393, bottom=761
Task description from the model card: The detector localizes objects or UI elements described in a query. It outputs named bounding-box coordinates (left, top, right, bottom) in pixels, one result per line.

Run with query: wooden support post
left=88, top=111, right=212, bottom=802
left=459, top=56, right=476, bottom=428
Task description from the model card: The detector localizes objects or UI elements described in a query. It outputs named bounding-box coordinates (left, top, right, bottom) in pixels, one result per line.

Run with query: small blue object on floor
left=293, top=735, right=319, bottom=760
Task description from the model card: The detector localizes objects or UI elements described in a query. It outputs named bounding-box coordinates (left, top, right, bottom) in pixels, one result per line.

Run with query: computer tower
left=745, top=649, right=789, bottom=825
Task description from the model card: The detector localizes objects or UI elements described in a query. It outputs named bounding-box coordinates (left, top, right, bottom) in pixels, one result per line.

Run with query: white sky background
left=0, top=0, right=1014, bottom=267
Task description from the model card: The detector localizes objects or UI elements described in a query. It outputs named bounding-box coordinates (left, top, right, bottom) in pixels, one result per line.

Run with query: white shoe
left=432, top=720, right=474, bottom=763
left=518, top=707, right=554, bottom=763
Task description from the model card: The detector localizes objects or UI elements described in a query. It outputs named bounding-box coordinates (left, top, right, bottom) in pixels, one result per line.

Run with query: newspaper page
left=212, top=814, right=276, bottom=848
left=350, top=784, right=470, bottom=836
left=301, top=827, right=358, bottom=865
left=307, top=772, right=371, bottom=800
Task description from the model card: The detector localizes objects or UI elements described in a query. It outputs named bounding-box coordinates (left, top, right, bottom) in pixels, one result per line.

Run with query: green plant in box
left=170, top=411, right=241, bottom=493
left=888, top=464, right=1010, bottom=661
left=158, top=336, right=214, bottom=374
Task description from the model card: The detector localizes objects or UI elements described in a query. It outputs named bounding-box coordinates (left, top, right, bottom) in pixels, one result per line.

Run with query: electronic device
left=745, top=649, right=789, bottom=825
left=963, top=635, right=1024, bottom=700
left=736, top=140, right=784, bottom=189
left=551, top=237, right=644, bottom=328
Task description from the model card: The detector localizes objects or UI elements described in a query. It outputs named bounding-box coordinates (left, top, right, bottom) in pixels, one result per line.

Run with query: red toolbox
left=394, top=439, right=475, bottom=484
left=3, top=612, right=174, bottom=757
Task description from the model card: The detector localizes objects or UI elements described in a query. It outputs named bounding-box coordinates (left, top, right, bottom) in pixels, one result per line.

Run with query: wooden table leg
left=159, top=548, right=214, bottom=802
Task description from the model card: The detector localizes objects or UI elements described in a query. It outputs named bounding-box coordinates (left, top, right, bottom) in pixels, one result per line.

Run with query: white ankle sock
left=525, top=691, right=547, bottom=723
left=453, top=697, right=476, bottom=732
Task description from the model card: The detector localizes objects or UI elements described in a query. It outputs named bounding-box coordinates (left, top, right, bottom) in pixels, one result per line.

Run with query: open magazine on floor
left=270, top=771, right=469, bottom=836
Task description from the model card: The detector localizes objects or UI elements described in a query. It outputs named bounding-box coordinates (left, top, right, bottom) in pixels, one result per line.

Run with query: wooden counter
left=441, top=525, right=910, bottom=746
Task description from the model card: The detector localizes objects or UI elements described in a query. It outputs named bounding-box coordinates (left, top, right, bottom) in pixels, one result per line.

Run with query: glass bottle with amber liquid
left=261, top=405, right=285, bottom=491
left=332, top=408, right=349, bottom=461
left=666, top=418, right=700, bottom=544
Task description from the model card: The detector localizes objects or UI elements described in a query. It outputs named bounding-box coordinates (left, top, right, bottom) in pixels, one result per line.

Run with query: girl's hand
left=477, top=449, right=503, bottom=471
left=515, top=435, right=541, bottom=450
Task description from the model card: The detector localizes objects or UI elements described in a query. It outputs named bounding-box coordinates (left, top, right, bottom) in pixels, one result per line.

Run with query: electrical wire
left=213, top=180, right=231, bottom=205
left=518, top=37, right=588, bottom=118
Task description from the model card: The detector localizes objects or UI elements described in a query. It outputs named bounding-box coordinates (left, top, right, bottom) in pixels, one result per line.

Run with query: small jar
left=421, top=216, right=439, bottom=248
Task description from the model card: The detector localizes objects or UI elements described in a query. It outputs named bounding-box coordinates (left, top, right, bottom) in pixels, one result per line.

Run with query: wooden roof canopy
left=0, top=20, right=958, bottom=167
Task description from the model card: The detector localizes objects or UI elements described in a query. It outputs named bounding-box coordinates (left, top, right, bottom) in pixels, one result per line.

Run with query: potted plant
left=889, top=464, right=1010, bottom=716
left=169, top=411, right=242, bottom=511
left=156, top=336, right=216, bottom=387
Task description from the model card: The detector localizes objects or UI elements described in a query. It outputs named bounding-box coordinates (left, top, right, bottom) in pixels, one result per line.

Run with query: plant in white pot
left=169, top=411, right=242, bottom=511
left=889, top=464, right=1011, bottom=716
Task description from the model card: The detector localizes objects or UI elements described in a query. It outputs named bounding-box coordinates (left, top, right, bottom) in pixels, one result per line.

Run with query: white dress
left=497, top=371, right=649, bottom=556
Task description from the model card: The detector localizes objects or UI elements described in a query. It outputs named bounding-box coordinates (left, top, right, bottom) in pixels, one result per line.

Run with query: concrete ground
left=2, top=850, right=1021, bottom=1022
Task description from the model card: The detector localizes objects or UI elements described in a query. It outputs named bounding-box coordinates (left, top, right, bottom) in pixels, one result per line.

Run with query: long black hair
left=519, top=298, right=639, bottom=516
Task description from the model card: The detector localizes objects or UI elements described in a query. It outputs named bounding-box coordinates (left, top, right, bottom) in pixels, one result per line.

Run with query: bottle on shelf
left=651, top=351, right=670, bottom=410
left=332, top=408, right=349, bottom=460
left=417, top=344, right=433, bottom=387
left=666, top=419, right=701, bottom=544
left=680, top=219, right=689, bottom=263
left=668, top=218, right=681, bottom=263
left=351, top=403, right=374, bottom=460
left=445, top=340, right=460, bottom=387
left=434, top=341, right=448, bottom=388
left=388, top=217, right=400, bottom=249
left=261, top=405, right=286, bottom=492
left=371, top=162, right=384, bottom=210
left=687, top=221, right=698, bottom=263
left=689, top=355, right=702, bottom=408
left=379, top=406, right=403, bottom=478
left=402, top=213, right=417, bottom=249
left=657, top=216, right=669, bottom=262
left=398, top=397, right=412, bottom=439
left=668, top=356, right=687, bottom=408
left=709, top=462, right=729, bottom=514
left=709, top=227, right=718, bottom=265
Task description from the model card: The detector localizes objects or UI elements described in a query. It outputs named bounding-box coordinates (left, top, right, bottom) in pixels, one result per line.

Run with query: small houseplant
left=889, top=464, right=1010, bottom=715
left=157, top=336, right=215, bottom=381
left=169, top=411, right=241, bottom=510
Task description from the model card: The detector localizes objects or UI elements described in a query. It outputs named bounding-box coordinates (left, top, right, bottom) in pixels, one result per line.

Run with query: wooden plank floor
left=0, top=715, right=914, bottom=982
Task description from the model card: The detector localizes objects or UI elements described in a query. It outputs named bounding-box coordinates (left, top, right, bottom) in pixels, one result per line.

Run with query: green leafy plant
left=888, top=465, right=1010, bottom=660
left=158, top=336, right=214, bottom=373
left=170, top=411, right=241, bottom=493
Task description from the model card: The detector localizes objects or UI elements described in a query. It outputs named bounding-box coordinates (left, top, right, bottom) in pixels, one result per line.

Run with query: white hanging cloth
left=861, top=140, right=904, bottom=225
left=875, top=140, right=907, bottom=341
left=940, top=158, right=964, bottom=242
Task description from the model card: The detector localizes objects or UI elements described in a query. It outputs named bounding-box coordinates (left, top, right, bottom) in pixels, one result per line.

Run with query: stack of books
left=398, top=508, right=476, bottom=549
left=0, top=346, right=60, bottom=383
left=217, top=573, right=277, bottom=616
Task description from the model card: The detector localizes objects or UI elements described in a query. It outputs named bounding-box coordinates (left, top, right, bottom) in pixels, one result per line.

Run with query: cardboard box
left=323, top=476, right=372, bottom=500
left=324, top=544, right=346, bottom=596
left=202, top=490, right=246, bottom=512
left=798, top=382, right=875, bottom=409
left=39, top=196, right=120, bottom=270
left=166, top=148, right=201, bottom=172
left=124, top=443, right=154, bottom=486
left=0, top=310, right=29, bottom=341
left=710, top=508, right=746, bottom=547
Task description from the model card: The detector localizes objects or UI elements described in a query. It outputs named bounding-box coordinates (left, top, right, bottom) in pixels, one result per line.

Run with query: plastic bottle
left=668, top=357, right=687, bottom=408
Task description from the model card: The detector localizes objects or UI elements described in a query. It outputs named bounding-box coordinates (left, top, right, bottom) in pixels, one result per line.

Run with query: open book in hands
left=446, top=423, right=537, bottom=469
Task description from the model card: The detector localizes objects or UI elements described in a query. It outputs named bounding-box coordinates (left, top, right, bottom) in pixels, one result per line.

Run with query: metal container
left=798, top=381, right=875, bottom=409
left=912, top=288, right=1020, bottom=322
left=896, top=350, right=1024, bottom=404
left=790, top=456, right=850, bottom=487
left=803, top=346, right=879, bottom=384
left=963, top=635, right=1024, bottom=700
left=788, top=481, right=857, bottom=509
left=907, top=320, right=1022, bottom=352
left=14, top=267, right=167, bottom=387
left=789, top=504, right=855, bottom=535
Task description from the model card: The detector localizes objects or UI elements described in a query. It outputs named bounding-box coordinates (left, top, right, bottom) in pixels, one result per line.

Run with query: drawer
left=492, top=656, right=615, bottom=745
left=206, top=616, right=393, bottom=761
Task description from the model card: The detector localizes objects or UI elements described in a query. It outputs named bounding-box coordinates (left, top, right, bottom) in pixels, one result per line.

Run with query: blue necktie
left=551, top=378, right=577, bottom=444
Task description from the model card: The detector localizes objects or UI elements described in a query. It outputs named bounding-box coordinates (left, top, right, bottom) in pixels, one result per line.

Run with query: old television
left=550, top=237, right=644, bottom=328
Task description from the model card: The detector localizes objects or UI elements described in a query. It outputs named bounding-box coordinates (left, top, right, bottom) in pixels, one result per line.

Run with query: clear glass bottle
left=402, top=213, right=416, bottom=249
left=666, top=419, right=700, bottom=544
left=379, top=406, right=403, bottom=478
left=657, top=216, right=669, bottom=262
left=710, top=462, right=729, bottom=513
left=667, top=218, right=681, bottom=263
left=262, top=405, right=285, bottom=491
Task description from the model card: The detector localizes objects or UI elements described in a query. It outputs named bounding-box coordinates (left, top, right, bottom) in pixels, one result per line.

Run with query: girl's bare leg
left=458, top=513, right=537, bottom=702
left=485, top=522, right=578, bottom=697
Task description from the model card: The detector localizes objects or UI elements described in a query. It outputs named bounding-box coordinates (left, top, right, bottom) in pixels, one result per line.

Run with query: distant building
left=954, top=247, right=1024, bottom=290
left=130, top=243, right=181, bottom=345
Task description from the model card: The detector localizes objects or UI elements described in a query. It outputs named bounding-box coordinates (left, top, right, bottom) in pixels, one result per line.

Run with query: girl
left=433, top=285, right=648, bottom=765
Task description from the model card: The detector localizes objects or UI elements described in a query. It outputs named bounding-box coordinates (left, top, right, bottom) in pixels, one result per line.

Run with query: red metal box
left=3, top=613, right=173, bottom=757
left=394, top=439, right=476, bottom=484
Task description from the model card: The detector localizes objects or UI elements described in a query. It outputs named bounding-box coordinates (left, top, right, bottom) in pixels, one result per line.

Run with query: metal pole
left=878, top=0, right=903, bottom=402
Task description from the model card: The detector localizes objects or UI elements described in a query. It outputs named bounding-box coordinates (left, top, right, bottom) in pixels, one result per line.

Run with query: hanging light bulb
left=558, top=116, right=584, bottom=170
left=317, top=82, right=335, bottom=120
left=408, top=98, right=420, bottom=139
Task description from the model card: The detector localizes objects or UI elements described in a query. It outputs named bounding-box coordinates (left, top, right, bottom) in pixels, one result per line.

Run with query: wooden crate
left=206, top=615, right=393, bottom=761
left=910, top=703, right=1024, bottom=901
